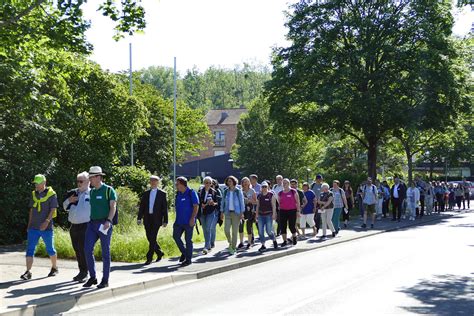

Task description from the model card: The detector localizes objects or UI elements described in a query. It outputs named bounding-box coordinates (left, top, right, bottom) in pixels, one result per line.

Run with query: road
left=67, top=212, right=474, bottom=315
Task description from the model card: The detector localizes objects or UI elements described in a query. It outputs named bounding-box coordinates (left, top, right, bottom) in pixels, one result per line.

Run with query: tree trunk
left=407, top=153, right=413, bottom=184
left=367, top=140, right=377, bottom=179
left=429, top=159, right=434, bottom=180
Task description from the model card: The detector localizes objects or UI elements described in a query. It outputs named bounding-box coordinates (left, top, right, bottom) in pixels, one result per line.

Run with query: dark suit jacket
left=390, top=183, right=407, bottom=201
left=138, top=189, right=168, bottom=226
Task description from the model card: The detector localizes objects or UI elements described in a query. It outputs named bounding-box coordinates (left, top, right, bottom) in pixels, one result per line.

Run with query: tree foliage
left=266, top=0, right=470, bottom=179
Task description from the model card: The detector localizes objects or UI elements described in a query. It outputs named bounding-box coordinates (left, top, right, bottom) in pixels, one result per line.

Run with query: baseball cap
left=261, top=181, right=269, bottom=187
left=33, top=174, right=46, bottom=184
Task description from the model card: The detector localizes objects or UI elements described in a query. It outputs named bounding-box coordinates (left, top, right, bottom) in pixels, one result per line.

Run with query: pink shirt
left=278, top=189, right=298, bottom=211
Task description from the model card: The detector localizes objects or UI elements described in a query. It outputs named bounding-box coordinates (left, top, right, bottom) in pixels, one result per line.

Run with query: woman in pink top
left=276, top=178, right=301, bottom=246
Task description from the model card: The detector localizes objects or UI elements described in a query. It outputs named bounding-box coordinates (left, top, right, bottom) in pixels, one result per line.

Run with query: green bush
left=109, top=165, right=150, bottom=195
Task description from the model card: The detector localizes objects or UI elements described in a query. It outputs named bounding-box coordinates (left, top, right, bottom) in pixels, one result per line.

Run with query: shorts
left=26, top=229, right=56, bottom=257
left=364, top=204, right=376, bottom=215
left=300, top=213, right=316, bottom=228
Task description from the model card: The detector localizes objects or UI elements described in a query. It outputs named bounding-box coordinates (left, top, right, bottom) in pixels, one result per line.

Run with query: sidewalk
left=0, top=211, right=464, bottom=316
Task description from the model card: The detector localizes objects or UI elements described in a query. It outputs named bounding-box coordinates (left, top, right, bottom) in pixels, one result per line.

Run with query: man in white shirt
left=272, top=175, right=284, bottom=235
left=137, top=175, right=168, bottom=265
left=63, top=171, right=91, bottom=282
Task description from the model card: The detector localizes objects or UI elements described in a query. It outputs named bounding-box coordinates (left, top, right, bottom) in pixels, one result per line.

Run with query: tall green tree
left=266, top=0, right=469, bottom=179
left=233, top=97, right=323, bottom=181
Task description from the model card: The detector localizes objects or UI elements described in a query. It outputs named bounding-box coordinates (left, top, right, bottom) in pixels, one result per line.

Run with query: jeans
left=173, top=223, right=194, bottom=261
left=70, top=223, right=87, bottom=274
left=224, top=212, right=240, bottom=249
left=85, top=220, right=113, bottom=282
left=26, top=229, right=56, bottom=257
left=332, top=207, right=342, bottom=231
left=257, top=214, right=275, bottom=244
left=201, top=211, right=217, bottom=250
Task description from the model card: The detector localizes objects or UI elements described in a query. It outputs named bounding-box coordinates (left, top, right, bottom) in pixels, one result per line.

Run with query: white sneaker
left=202, top=249, right=208, bottom=255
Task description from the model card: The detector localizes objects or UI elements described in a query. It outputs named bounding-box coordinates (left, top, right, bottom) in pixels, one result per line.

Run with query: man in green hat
left=21, top=174, right=59, bottom=280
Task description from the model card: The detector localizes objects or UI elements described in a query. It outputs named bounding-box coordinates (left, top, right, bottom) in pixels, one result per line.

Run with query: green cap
left=33, top=174, right=46, bottom=184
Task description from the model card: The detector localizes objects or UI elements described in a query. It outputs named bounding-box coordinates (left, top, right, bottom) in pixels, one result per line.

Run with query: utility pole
left=129, top=43, right=134, bottom=166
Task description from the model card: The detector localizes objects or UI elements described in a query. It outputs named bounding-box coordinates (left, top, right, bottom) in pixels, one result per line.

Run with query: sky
left=83, top=0, right=473, bottom=74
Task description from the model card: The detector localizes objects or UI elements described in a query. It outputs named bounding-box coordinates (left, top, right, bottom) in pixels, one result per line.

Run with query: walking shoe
left=320, top=235, right=326, bottom=240
left=179, top=254, right=186, bottom=263
left=73, top=272, right=88, bottom=282
left=332, top=232, right=336, bottom=237
left=47, top=267, right=59, bottom=277
left=97, top=280, right=109, bottom=289
left=180, top=260, right=192, bottom=267
left=280, top=240, right=288, bottom=247
left=20, top=271, right=32, bottom=280
left=237, top=243, right=244, bottom=249
left=273, top=240, right=278, bottom=249
left=202, top=249, right=208, bottom=255
left=361, top=223, right=367, bottom=228
left=371, top=224, right=374, bottom=229
left=343, top=223, right=347, bottom=228
left=211, top=243, right=215, bottom=249
left=258, top=245, right=266, bottom=253
left=229, top=248, right=236, bottom=255
left=246, top=243, right=251, bottom=250
left=83, top=278, right=98, bottom=288
left=292, top=236, right=297, bottom=245
left=144, top=259, right=152, bottom=265
left=156, top=250, right=164, bottom=262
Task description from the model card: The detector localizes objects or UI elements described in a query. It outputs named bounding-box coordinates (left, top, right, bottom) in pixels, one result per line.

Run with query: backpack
left=105, top=186, right=119, bottom=225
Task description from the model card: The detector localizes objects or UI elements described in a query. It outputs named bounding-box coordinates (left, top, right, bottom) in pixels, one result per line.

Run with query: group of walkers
left=21, top=167, right=471, bottom=289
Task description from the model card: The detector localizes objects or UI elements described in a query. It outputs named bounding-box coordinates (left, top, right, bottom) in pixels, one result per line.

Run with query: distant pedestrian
left=382, top=180, right=391, bottom=218
left=212, top=179, right=223, bottom=235
left=63, top=171, right=91, bottom=282
left=330, top=180, right=348, bottom=235
left=273, top=175, right=284, bottom=236
left=221, top=176, right=245, bottom=255
left=173, top=177, right=199, bottom=267
left=316, top=183, right=336, bottom=239
left=255, top=181, right=278, bottom=252
left=300, top=183, right=317, bottom=237
left=406, top=181, right=420, bottom=221
left=83, top=166, right=116, bottom=288
left=249, top=174, right=261, bottom=195
left=434, top=182, right=445, bottom=213
left=310, top=174, right=324, bottom=234
left=447, top=183, right=455, bottom=211
left=361, top=177, right=377, bottom=229
left=375, top=180, right=384, bottom=220
left=391, top=177, right=406, bottom=222
left=137, top=175, right=168, bottom=265
left=454, top=184, right=464, bottom=211
left=21, top=174, right=59, bottom=281
left=342, top=181, right=354, bottom=228
left=239, top=177, right=257, bottom=249
left=425, top=182, right=435, bottom=215
left=276, top=178, right=301, bottom=246
left=198, top=177, right=219, bottom=255
left=461, top=178, right=470, bottom=209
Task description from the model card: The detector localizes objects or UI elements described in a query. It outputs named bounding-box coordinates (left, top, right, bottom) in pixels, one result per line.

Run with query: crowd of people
left=21, top=167, right=471, bottom=289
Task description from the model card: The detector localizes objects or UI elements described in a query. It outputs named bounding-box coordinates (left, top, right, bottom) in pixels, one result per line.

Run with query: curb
left=0, top=213, right=453, bottom=316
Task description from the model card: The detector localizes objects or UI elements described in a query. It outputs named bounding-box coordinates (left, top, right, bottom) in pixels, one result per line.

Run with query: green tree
left=266, top=0, right=468, bottom=179
left=233, top=97, right=323, bottom=181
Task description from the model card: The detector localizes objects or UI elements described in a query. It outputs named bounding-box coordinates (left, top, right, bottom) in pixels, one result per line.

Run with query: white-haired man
left=63, top=171, right=91, bottom=282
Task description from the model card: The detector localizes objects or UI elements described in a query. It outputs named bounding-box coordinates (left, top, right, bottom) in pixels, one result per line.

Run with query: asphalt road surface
left=67, top=212, right=474, bottom=315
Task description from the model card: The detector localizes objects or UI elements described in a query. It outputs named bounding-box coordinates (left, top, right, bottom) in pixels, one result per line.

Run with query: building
left=185, top=108, right=247, bottom=162
left=177, top=108, right=247, bottom=182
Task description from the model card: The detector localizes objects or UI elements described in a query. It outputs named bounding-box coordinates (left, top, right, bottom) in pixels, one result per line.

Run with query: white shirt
left=393, top=184, right=399, bottom=198
left=63, top=188, right=91, bottom=224
left=273, top=184, right=284, bottom=195
left=229, top=190, right=235, bottom=211
left=149, top=188, right=157, bottom=214
left=363, top=185, right=377, bottom=205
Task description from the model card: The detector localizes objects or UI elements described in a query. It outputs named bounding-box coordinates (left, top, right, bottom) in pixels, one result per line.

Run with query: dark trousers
left=173, top=223, right=193, bottom=261
left=456, top=196, right=463, bottom=209
left=382, top=199, right=389, bottom=217
left=435, top=193, right=444, bottom=213
left=392, top=198, right=403, bottom=220
left=463, top=193, right=470, bottom=209
left=69, top=223, right=88, bottom=274
left=314, top=212, right=322, bottom=230
left=144, top=220, right=162, bottom=261
left=420, top=196, right=425, bottom=214
left=276, top=208, right=281, bottom=235
left=85, top=220, right=113, bottom=282
left=280, top=210, right=297, bottom=235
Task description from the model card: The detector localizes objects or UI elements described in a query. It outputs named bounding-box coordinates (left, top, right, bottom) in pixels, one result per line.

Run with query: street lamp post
left=306, top=168, right=311, bottom=183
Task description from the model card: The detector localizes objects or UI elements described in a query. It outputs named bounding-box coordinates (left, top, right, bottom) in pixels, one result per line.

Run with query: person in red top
left=276, top=178, right=301, bottom=246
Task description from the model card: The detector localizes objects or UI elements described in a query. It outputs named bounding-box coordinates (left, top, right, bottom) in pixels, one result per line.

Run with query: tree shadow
left=398, top=274, right=474, bottom=315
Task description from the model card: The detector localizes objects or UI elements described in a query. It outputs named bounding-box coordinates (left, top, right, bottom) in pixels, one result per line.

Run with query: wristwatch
left=106, top=218, right=113, bottom=224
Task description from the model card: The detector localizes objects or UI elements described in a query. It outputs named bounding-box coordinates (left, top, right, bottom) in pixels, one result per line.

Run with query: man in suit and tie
left=137, top=175, right=168, bottom=265
left=390, top=176, right=407, bottom=222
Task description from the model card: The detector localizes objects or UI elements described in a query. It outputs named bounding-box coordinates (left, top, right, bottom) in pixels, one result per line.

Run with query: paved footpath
left=0, top=210, right=468, bottom=316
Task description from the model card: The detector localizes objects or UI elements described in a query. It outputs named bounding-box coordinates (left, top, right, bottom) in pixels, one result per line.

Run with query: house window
left=214, top=150, right=225, bottom=156
left=213, top=130, right=225, bottom=147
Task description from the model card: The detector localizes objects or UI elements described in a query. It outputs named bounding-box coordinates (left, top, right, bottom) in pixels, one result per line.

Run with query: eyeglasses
left=77, top=180, right=84, bottom=184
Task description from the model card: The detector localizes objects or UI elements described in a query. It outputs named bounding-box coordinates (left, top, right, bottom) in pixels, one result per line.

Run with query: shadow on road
left=398, top=274, right=474, bottom=315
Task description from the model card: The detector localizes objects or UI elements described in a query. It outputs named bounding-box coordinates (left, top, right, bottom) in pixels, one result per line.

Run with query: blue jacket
left=221, top=187, right=245, bottom=215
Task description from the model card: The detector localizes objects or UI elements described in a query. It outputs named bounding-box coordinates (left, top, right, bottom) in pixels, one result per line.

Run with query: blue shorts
left=26, top=229, right=56, bottom=257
